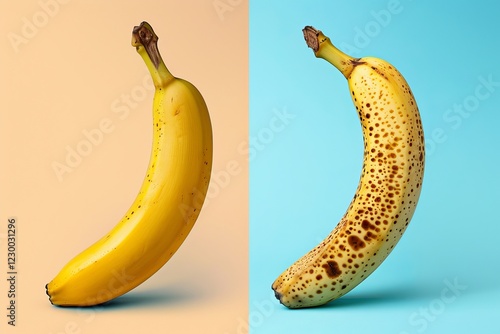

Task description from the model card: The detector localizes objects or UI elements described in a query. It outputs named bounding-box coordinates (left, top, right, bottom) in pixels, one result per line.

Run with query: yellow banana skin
left=46, top=22, right=213, bottom=306
left=272, top=26, right=424, bottom=309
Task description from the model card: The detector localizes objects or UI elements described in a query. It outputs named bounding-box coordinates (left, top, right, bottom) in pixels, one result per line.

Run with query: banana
left=46, top=22, right=213, bottom=306
left=271, top=26, right=425, bottom=308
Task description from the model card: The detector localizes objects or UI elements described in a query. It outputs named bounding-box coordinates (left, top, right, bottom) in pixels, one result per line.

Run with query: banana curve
left=46, top=22, right=212, bottom=306
left=271, top=26, right=424, bottom=308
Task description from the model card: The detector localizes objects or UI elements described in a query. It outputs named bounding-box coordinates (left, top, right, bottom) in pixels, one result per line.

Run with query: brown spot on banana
left=347, top=235, right=366, bottom=251
left=322, top=261, right=342, bottom=278
left=272, top=27, right=424, bottom=309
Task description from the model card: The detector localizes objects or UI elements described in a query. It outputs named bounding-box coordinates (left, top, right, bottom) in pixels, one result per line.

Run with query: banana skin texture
left=46, top=22, right=213, bottom=306
left=272, top=26, right=425, bottom=309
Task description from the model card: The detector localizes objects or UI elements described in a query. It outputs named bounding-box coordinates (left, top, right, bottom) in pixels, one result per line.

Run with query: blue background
left=249, top=1, right=500, bottom=333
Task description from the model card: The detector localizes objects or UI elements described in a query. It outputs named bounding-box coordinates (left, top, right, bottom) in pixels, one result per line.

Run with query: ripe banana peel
left=272, top=26, right=425, bottom=308
left=46, top=22, right=213, bottom=306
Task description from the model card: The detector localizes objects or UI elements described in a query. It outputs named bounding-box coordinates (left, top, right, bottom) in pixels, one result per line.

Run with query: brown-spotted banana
left=45, top=22, right=213, bottom=306
left=271, top=26, right=425, bottom=309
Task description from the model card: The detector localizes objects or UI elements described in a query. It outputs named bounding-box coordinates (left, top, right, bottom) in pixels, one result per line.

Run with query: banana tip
left=45, top=283, right=54, bottom=305
left=272, top=286, right=284, bottom=305
left=274, top=292, right=282, bottom=303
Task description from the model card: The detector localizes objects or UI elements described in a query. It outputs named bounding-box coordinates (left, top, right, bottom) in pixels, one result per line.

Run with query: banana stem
left=132, top=21, right=174, bottom=88
left=302, top=26, right=361, bottom=78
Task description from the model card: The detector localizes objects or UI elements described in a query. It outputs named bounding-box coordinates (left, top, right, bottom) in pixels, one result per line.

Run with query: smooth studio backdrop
left=250, top=1, right=500, bottom=333
left=0, top=1, right=248, bottom=333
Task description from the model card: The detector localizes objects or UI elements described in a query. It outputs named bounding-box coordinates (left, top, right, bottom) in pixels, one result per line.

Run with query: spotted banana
left=271, top=26, right=425, bottom=308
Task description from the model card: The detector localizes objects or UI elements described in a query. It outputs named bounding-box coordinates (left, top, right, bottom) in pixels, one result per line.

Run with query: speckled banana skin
left=272, top=26, right=424, bottom=309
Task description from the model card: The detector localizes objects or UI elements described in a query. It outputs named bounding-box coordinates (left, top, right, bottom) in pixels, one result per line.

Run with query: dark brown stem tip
left=131, top=21, right=162, bottom=69
left=303, top=26, right=321, bottom=52
left=132, top=21, right=158, bottom=48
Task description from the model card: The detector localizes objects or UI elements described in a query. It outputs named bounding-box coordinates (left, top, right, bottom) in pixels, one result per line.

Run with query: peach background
left=0, top=1, right=247, bottom=333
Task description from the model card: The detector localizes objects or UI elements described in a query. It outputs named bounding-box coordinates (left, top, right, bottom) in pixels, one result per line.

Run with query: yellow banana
left=272, top=26, right=425, bottom=308
left=46, top=22, right=213, bottom=306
